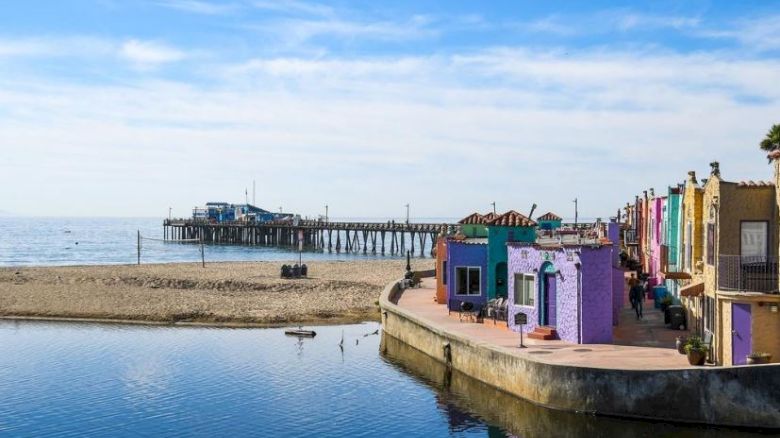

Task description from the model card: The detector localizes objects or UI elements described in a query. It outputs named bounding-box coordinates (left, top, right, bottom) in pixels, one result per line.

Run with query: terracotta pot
left=687, top=349, right=706, bottom=366
left=747, top=355, right=772, bottom=365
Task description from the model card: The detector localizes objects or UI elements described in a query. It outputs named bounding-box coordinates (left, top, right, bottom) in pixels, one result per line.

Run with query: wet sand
left=0, top=260, right=433, bottom=326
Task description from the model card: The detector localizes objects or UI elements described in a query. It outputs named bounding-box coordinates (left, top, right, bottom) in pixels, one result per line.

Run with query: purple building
left=506, top=223, right=622, bottom=344
left=445, top=238, right=488, bottom=311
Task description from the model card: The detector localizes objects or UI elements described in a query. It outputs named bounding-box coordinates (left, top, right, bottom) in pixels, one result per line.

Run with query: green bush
left=684, top=336, right=709, bottom=354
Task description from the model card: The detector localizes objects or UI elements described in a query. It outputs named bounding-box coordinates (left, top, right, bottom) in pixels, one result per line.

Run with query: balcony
left=718, top=255, right=779, bottom=293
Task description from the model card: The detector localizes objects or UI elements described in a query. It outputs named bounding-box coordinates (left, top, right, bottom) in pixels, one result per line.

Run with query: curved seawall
left=379, top=275, right=780, bottom=430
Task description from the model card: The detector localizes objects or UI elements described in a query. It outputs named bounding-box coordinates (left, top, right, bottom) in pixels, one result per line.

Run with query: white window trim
left=454, top=266, right=482, bottom=296
left=513, top=273, right=536, bottom=307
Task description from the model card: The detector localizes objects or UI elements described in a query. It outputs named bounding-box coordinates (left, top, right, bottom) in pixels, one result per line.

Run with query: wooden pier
left=163, top=219, right=451, bottom=256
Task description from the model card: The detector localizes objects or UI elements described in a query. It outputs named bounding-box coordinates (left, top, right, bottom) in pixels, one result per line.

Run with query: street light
left=325, top=204, right=329, bottom=223
left=491, top=202, right=496, bottom=215
left=405, top=203, right=410, bottom=225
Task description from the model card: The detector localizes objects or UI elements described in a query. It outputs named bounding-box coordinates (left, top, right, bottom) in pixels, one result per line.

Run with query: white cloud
left=153, top=0, right=239, bottom=15
left=696, top=15, right=780, bottom=52
left=1, top=46, right=778, bottom=217
left=119, top=39, right=187, bottom=66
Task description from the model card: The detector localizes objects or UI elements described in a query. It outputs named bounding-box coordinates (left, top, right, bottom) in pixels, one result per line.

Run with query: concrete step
left=528, top=326, right=559, bottom=340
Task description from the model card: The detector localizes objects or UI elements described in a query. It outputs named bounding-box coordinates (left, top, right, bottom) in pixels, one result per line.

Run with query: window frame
left=740, top=220, right=769, bottom=260
left=513, top=273, right=535, bottom=307
left=454, top=266, right=481, bottom=296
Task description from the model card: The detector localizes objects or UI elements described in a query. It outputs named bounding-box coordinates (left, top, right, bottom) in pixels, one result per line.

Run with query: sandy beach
left=0, top=260, right=433, bottom=326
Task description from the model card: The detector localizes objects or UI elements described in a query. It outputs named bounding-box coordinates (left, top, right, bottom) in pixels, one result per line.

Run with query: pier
left=163, top=219, right=451, bottom=256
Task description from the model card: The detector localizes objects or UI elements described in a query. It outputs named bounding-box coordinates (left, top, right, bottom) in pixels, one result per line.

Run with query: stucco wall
left=682, top=176, right=704, bottom=275
left=446, top=241, right=488, bottom=310
left=435, top=237, right=447, bottom=304
left=380, top=278, right=780, bottom=429
left=486, top=226, right=535, bottom=300
left=506, top=245, right=613, bottom=344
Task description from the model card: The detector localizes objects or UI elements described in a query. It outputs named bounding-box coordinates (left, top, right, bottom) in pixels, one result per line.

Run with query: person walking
left=629, top=281, right=644, bottom=320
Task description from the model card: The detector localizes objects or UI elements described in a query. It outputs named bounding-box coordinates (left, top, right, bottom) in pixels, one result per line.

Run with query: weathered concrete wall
left=381, top=276, right=780, bottom=429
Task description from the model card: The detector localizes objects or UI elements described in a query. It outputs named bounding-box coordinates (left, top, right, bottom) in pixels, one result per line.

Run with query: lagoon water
left=0, top=217, right=450, bottom=267
left=0, top=321, right=763, bottom=437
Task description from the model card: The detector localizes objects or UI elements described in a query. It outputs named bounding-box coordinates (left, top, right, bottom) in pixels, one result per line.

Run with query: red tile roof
left=458, top=212, right=485, bottom=225
left=537, top=212, right=562, bottom=221
left=482, top=212, right=498, bottom=222
left=487, top=210, right=537, bottom=227
left=736, top=180, right=774, bottom=187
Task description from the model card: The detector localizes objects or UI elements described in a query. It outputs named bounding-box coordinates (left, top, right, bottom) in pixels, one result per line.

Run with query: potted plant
left=746, top=352, right=772, bottom=365
left=660, top=295, right=673, bottom=313
left=675, top=335, right=688, bottom=355
left=684, top=336, right=708, bottom=366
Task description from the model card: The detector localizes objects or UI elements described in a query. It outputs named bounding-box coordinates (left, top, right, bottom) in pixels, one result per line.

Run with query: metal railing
left=718, top=255, right=779, bottom=293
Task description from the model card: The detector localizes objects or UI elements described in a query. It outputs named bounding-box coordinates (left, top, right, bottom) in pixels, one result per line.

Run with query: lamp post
left=405, top=203, right=410, bottom=225
left=491, top=202, right=496, bottom=215
left=325, top=204, right=329, bottom=223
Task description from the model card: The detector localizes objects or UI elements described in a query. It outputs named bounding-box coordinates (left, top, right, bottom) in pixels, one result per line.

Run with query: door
left=495, top=262, right=507, bottom=299
left=546, top=273, right=557, bottom=327
left=732, top=303, right=752, bottom=365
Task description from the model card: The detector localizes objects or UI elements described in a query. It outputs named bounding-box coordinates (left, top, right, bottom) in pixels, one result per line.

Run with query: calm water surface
left=0, top=217, right=454, bottom=267
left=0, top=321, right=765, bottom=437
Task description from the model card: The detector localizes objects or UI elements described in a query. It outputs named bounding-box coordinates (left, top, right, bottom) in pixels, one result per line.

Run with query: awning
left=662, top=271, right=692, bottom=280
left=680, top=281, right=704, bottom=297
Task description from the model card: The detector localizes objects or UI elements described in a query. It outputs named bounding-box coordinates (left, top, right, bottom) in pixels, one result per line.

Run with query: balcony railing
left=718, top=255, right=779, bottom=293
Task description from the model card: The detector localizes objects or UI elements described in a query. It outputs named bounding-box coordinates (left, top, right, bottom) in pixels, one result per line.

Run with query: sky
left=1, top=0, right=779, bottom=219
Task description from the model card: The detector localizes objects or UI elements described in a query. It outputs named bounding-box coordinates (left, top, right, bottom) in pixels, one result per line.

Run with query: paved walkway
left=396, top=278, right=700, bottom=370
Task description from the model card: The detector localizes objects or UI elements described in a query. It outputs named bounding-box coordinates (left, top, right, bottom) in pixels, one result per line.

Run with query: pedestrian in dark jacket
left=629, top=282, right=644, bottom=320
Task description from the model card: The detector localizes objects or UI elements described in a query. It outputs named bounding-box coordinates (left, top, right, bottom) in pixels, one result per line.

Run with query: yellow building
left=701, top=161, right=780, bottom=365
left=678, top=171, right=706, bottom=333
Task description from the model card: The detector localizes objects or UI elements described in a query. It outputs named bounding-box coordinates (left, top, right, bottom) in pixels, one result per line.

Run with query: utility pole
left=491, top=202, right=496, bottom=215
left=325, top=204, right=329, bottom=223
left=168, top=207, right=172, bottom=220
left=573, top=198, right=579, bottom=228
left=405, top=203, right=410, bottom=225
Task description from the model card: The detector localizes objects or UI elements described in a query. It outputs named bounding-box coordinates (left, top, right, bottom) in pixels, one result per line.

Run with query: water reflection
left=380, top=333, right=764, bottom=438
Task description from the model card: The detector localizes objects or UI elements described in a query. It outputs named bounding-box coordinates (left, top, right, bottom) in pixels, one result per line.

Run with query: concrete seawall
left=379, top=275, right=780, bottom=429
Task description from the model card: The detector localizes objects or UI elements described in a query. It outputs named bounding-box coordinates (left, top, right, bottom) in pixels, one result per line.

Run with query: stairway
left=527, top=326, right=559, bottom=340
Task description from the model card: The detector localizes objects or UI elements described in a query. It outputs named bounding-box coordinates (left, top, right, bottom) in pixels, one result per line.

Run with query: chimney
left=529, top=203, right=537, bottom=220
left=709, top=161, right=720, bottom=177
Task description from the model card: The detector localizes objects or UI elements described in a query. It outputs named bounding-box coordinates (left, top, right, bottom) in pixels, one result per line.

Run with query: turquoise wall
left=487, top=226, right=535, bottom=299
left=665, top=189, right=681, bottom=267
left=461, top=223, right=488, bottom=238
left=538, top=219, right=562, bottom=230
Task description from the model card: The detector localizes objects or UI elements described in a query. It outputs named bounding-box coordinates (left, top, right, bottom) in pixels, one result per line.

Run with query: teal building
left=486, top=211, right=537, bottom=299
left=537, top=212, right=563, bottom=230
left=663, top=186, right=683, bottom=296
left=457, top=212, right=494, bottom=238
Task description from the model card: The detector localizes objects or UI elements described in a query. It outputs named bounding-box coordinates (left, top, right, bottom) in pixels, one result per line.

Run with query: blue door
left=732, top=303, right=751, bottom=365
left=546, top=274, right=557, bottom=327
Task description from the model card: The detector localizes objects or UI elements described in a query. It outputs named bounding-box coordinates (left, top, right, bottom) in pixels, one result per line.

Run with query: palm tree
left=760, top=124, right=780, bottom=152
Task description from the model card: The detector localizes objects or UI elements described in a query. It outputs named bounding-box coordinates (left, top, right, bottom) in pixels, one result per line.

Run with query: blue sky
left=1, top=1, right=779, bottom=219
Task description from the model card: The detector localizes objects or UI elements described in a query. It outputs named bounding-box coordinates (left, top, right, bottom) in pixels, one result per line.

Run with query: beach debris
left=284, top=326, right=317, bottom=337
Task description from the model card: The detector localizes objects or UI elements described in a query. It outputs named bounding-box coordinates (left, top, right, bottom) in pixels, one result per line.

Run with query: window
left=741, top=222, right=768, bottom=261
left=706, top=223, right=715, bottom=265
left=455, top=267, right=481, bottom=295
left=704, top=296, right=715, bottom=334
left=442, top=261, right=447, bottom=285
left=513, top=273, right=535, bottom=306
left=685, top=222, right=693, bottom=272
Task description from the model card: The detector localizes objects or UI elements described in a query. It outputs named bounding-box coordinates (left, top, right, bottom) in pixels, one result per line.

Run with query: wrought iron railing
left=718, top=255, right=779, bottom=293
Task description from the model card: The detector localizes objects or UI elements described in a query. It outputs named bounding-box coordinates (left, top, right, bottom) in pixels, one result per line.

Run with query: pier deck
left=163, top=219, right=450, bottom=256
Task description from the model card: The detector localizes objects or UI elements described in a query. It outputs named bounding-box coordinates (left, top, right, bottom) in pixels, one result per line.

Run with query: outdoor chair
left=280, top=264, right=291, bottom=278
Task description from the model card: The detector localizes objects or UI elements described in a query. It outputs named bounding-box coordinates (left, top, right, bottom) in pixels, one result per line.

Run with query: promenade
left=397, top=277, right=694, bottom=370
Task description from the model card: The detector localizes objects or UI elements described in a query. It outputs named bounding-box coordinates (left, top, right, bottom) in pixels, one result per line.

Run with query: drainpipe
left=576, top=263, right=582, bottom=344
